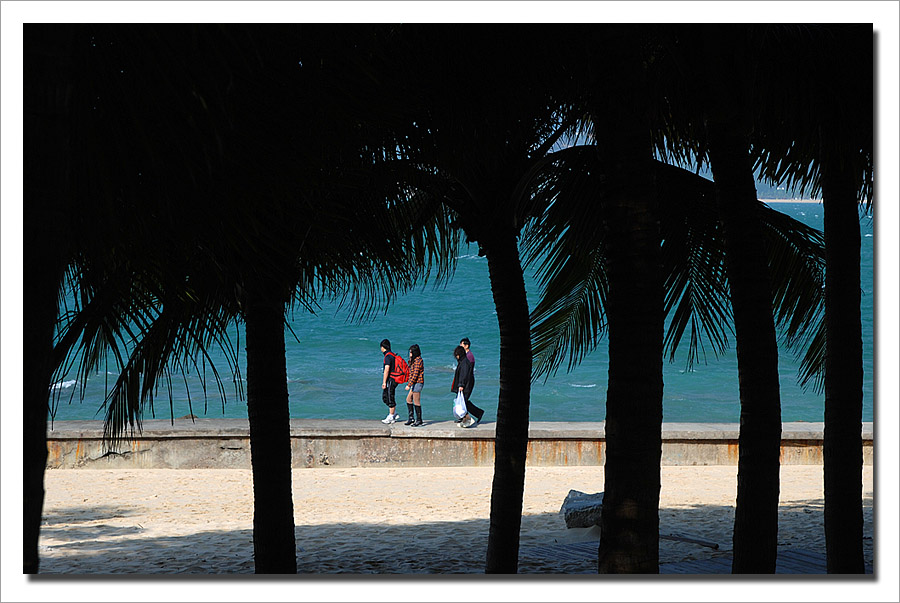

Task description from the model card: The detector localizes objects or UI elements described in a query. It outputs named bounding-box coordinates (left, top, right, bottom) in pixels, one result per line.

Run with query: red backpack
left=388, top=352, right=409, bottom=384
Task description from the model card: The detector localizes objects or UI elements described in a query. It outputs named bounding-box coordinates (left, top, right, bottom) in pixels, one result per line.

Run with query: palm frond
left=758, top=203, right=826, bottom=392
left=99, top=289, right=240, bottom=445
left=528, top=238, right=608, bottom=382
left=299, top=169, right=459, bottom=323
left=750, top=25, right=873, bottom=207
left=521, top=144, right=608, bottom=380
left=796, top=319, right=826, bottom=393
left=655, top=163, right=733, bottom=368
left=523, top=155, right=826, bottom=388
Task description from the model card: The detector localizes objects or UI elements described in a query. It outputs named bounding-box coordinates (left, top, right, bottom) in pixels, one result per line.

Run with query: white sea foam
left=570, top=383, right=597, bottom=388
left=865, top=233, right=873, bottom=237
left=51, top=379, right=77, bottom=390
left=336, top=367, right=380, bottom=374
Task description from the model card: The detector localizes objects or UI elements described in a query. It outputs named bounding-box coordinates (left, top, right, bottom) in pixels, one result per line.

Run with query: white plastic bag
left=453, top=391, right=468, bottom=419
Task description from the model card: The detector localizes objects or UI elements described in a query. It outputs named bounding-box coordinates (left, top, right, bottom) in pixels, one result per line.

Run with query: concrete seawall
left=45, top=419, right=874, bottom=470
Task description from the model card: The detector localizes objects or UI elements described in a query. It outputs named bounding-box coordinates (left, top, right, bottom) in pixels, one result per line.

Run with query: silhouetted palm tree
left=640, top=24, right=787, bottom=572
left=525, top=159, right=826, bottom=382
left=751, top=24, right=873, bottom=573
left=361, top=25, right=587, bottom=572
left=523, top=153, right=827, bottom=573
left=522, top=26, right=831, bottom=574
left=586, top=27, right=664, bottom=573
left=24, top=25, right=77, bottom=574
left=30, top=24, right=456, bottom=574
left=702, top=27, right=784, bottom=572
left=384, top=25, right=827, bottom=573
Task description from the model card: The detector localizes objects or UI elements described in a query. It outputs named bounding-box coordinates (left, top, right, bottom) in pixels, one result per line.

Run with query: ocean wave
left=570, top=383, right=597, bottom=388
left=333, top=367, right=381, bottom=376
left=865, top=234, right=873, bottom=237
left=455, top=254, right=485, bottom=260
left=51, top=379, right=77, bottom=390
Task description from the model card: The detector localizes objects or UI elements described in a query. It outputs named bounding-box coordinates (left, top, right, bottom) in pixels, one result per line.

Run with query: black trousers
left=464, top=393, right=484, bottom=421
left=382, top=380, right=399, bottom=408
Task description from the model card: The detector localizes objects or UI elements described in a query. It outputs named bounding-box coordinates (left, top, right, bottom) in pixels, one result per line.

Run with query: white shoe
left=382, top=413, right=396, bottom=424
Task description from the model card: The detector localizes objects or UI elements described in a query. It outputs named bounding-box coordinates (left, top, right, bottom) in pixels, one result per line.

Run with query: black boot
left=404, top=403, right=415, bottom=425
left=412, top=405, right=423, bottom=426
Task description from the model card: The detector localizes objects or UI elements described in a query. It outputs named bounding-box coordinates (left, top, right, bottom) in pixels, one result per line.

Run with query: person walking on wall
left=380, top=339, right=403, bottom=424
left=404, top=344, right=425, bottom=426
left=452, top=345, right=484, bottom=428
left=460, top=337, right=475, bottom=371
left=456, top=337, right=475, bottom=423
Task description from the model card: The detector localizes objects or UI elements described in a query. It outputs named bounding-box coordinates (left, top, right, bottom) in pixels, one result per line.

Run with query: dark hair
left=409, top=344, right=421, bottom=360
left=453, top=345, right=467, bottom=360
left=380, top=339, right=391, bottom=351
left=460, top=337, right=471, bottom=347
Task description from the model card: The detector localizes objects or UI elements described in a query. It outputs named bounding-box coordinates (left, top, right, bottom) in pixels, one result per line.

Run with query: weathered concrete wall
left=45, top=419, right=874, bottom=469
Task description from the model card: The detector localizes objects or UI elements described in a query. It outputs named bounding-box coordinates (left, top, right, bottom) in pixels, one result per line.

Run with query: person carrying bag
left=450, top=345, right=484, bottom=428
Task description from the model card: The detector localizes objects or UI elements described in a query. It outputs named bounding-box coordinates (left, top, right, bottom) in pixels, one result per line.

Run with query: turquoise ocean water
left=50, top=203, right=874, bottom=424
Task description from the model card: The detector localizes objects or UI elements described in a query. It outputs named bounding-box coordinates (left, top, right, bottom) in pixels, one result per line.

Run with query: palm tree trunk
left=707, top=126, right=782, bottom=573
left=596, top=174, right=664, bottom=574
left=23, top=250, right=64, bottom=575
left=484, top=229, right=532, bottom=574
left=244, top=281, right=297, bottom=574
left=703, top=26, right=782, bottom=573
left=591, top=28, right=663, bottom=574
left=822, top=166, right=865, bottom=573
left=593, top=153, right=663, bottom=574
left=23, top=25, right=75, bottom=574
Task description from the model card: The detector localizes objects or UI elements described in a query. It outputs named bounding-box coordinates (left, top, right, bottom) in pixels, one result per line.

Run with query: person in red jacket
left=404, top=344, right=425, bottom=426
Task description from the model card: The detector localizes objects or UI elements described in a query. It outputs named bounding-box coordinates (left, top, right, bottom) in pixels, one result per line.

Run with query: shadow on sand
left=33, top=497, right=874, bottom=577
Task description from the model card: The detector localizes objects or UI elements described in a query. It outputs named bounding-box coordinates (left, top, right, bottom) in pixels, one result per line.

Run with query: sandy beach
left=36, top=464, right=873, bottom=575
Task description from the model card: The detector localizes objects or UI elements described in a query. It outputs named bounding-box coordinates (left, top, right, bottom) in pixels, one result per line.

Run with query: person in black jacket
left=380, top=339, right=401, bottom=424
left=451, top=345, right=484, bottom=428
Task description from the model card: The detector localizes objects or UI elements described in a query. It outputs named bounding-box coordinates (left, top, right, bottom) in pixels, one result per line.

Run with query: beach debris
left=559, top=489, right=604, bottom=528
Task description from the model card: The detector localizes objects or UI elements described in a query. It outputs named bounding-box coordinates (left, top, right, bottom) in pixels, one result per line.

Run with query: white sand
left=36, top=464, right=873, bottom=575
